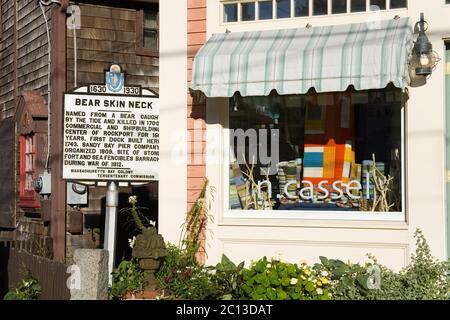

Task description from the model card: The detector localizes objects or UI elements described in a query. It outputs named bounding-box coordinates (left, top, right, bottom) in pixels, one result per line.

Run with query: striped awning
left=190, top=18, right=413, bottom=97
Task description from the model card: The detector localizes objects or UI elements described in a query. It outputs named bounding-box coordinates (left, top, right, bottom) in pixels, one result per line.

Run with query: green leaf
left=221, top=294, right=233, bottom=300
left=305, top=282, right=315, bottom=292
left=281, top=277, right=290, bottom=287
left=266, top=288, right=277, bottom=300
left=319, top=256, right=329, bottom=265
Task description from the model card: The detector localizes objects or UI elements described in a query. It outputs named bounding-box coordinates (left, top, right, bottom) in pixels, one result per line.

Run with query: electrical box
left=33, top=171, right=52, bottom=195
left=67, top=183, right=88, bottom=206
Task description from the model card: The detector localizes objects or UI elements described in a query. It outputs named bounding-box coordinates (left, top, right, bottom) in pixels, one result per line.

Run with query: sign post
left=104, top=181, right=118, bottom=284
left=62, top=64, right=159, bottom=284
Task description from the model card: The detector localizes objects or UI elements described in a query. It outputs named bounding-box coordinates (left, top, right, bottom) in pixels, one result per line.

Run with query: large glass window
left=224, top=3, right=238, bottom=22
left=351, top=0, right=366, bottom=12
left=228, top=87, right=403, bottom=213
left=19, top=134, right=40, bottom=208
left=276, top=0, right=291, bottom=18
left=370, top=0, right=386, bottom=10
left=241, top=2, right=256, bottom=21
left=390, top=0, right=407, bottom=8
left=313, top=0, right=328, bottom=15
left=332, top=0, right=347, bottom=14
left=294, top=0, right=309, bottom=17
left=259, top=0, right=273, bottom=20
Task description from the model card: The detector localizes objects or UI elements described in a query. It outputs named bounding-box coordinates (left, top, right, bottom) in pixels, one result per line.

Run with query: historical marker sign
left=62, top=65, right=159, bottom=182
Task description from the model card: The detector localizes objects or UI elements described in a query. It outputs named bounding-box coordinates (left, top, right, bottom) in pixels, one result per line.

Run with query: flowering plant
left=239, top=257, right=331, bottom=300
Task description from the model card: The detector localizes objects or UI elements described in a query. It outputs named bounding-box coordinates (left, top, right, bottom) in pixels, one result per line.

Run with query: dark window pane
left=294, top=0, right=309, bottom=16
left=224, top=3, right=238, bottom=22
left=144, top=30, right=158, bottom=49
left=313, top=0, right=328, bottom=15
left=277, top=0, right=291, bottom=18
left=370, top=0, right=386, bottom=10
left=351, top=0, right=366, bottom=12
left=259, top=1, right=273, bottom=20
left=332, top=0, right=347, bottom=14
left=144, top=11, right=158, bottom=28
left=390, top=0, right=407, bottom=8
left=241, top=2, right=255, bottom=21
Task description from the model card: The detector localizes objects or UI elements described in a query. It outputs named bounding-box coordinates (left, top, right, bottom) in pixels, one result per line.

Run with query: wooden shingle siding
left=66, top=4, right=159, bottom=91
left=0, top=0, right=17, bottom=117
left=16, top=0, right=51, bottom=103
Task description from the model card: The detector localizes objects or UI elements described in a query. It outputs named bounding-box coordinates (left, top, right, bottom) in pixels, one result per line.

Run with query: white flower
left=316, top=288, right=323, bottom=295
left=290, top=278, right=298, bottom=285
left=266, top=263, right=272, bottom=269
left=321, top=271, right=329, bottom=277
left=128, top=236, right=136, bottom=248
left=128, top=195, right=137, bottom=204
left=149, top=220, right=156, bottom=227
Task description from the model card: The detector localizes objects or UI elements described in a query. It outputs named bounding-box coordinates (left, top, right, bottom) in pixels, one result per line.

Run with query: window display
left=228, top=86, right=403, bottom=212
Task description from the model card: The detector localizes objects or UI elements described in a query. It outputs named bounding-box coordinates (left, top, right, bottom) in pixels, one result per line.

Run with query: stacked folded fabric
left=303, top=146, right=324, bottom=178
left=362, top=160, right=385, bottom=200
left=229, top=168, right=242, bottom=209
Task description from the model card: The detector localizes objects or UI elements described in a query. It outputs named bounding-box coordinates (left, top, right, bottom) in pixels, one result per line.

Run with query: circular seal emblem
left=106, top=64, right=125, bottom=93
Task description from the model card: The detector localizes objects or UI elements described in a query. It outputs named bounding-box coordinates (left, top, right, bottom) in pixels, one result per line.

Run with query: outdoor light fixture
left=410, top=13, right=440, bottom=77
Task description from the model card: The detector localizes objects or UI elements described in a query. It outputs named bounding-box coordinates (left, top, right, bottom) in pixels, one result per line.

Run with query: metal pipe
left=104, top=182, right=119, bottom=285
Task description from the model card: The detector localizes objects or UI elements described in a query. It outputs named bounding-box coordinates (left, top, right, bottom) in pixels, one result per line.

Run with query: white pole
left=104, top=181, right=119, bottom=285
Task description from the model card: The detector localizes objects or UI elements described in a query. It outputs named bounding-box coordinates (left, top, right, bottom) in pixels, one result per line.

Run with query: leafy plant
left=239, top=257, right=331, bottom=300
left=315, top=230, right=449, bottom=300
left=211, top=254, right=245, bottom=300
left=4, top=273, right=41, bottom=300
left=121, top=195, right=155, bottom=233
left=179, top=178, right=214, bottom=264
left=110, top=259, right=145, bottom=300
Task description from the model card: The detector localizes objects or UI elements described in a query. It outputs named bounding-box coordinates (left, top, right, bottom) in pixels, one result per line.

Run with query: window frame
left=19, top=134, right=40, bottom=208
left=136, top=7, right=159, bottom=57
left=221, top=92, right=407, bottom=222
left=221, top=0, right=408, bottom=24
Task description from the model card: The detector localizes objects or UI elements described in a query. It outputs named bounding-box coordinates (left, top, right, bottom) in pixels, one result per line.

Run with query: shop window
left=19, top=134, right=40, bottom=208
left=228, top=87, right=403, bottom=213
left=241, top=2, right=256, bottom=21
left=370, top=0, right=386, bottom=10
left=351, top=0, right=366, bottom=12
left=313, top=0, right=328, bottom=15
left=136, top=6, right=159, bottom=57
left=294, top=0, right=309, bottom=17
left=332, top=0, right=347, bottom=14
left=259, top=0, right=273, bottom=20
left=391, top=0, right=407, bottom=8
left=224, top=3, right=238, bottom=22
left=276, top=0, right=291, bottom=18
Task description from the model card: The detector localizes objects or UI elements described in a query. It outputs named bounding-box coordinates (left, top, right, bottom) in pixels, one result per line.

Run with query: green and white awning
left=190, top=18, right=413, bottom=97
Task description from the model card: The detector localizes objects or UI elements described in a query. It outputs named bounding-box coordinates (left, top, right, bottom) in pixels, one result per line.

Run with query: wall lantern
left=410, top=13, right=440, bottom=77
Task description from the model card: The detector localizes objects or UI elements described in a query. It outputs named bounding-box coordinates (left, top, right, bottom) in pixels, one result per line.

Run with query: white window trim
left=220, top=0, right=408, bottom=25
left=209, top=93, right=407, bottom=225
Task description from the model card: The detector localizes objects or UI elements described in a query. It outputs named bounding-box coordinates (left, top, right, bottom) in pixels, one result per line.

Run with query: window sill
left=219, top=210, right=407, bottom=230
left=136, top=46, right=159, bottom=57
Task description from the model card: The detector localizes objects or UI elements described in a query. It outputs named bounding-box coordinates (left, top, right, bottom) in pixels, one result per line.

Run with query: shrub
left=4, top=273, right=41, bottom=300
left=110, top=259, right=145, bottom=300
left=239, top=257, right=331, bottom=300
left=156, top=244, right=243, bottom=300
left=315, top=230, right=449, bottom=300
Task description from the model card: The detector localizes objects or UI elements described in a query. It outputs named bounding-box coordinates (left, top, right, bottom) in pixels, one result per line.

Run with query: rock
left=70, top=249, right=109, bottom=300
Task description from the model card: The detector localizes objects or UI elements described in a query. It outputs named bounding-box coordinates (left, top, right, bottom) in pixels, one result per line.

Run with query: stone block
left=70, top=249, right=109, bottom=300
